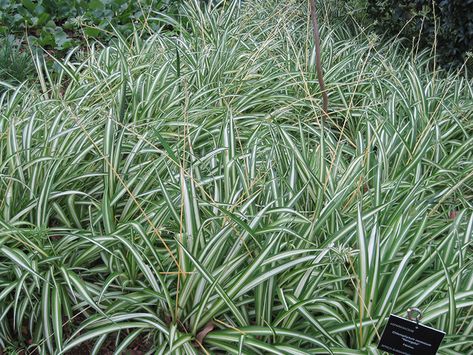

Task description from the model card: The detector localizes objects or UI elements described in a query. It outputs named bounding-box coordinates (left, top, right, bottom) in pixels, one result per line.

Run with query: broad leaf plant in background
left=0, top=0, right=183, bottom=50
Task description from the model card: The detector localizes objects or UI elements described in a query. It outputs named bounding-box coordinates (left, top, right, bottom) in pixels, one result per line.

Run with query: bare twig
left=309, top=0, right=328, bottom=119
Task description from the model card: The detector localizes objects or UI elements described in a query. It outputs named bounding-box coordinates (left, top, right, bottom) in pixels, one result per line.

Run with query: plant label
left=377, top=314, right=445, bottom=355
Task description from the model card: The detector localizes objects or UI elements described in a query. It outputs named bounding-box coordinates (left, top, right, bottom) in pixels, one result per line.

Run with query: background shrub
left=367, top=0, right=473, bottom=69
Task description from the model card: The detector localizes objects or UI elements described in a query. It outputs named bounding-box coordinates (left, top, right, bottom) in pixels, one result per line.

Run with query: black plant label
left=377, top=315, right=445, bottom=355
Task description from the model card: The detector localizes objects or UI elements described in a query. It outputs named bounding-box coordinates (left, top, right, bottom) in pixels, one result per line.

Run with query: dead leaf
left=196, top=321, right=214, bottom=344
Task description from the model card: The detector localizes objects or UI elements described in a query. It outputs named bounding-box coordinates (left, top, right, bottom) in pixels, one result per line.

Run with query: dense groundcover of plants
left=1, top=1, right=473, bottom=354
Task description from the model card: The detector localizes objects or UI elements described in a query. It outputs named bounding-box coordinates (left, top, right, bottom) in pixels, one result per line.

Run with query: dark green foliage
left=0, top=0, right=183, bottom=50
left=367, top=0, right=473, bottom=69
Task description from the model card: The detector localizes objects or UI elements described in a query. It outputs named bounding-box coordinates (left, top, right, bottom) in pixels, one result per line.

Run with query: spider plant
left=0, top=1, right=472, bottom=354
